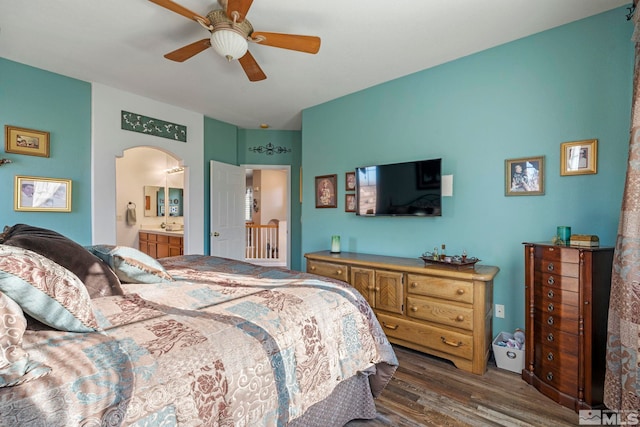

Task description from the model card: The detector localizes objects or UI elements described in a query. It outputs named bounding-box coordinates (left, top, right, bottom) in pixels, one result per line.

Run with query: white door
left=210, top=161, right=246, bottom=260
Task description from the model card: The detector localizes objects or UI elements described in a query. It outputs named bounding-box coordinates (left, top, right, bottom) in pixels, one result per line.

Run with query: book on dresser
left=569, top=234, right=599, bottom=247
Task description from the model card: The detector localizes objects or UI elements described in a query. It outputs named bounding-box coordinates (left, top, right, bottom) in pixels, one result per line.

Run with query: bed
left=0, top=224, right=397, bottom=426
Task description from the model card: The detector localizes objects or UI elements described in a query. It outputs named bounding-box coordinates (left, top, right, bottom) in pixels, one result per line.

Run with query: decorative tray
left=419, top=256, right=480, bottom=269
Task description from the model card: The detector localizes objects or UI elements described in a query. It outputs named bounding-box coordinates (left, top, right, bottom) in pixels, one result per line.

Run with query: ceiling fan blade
left=226, top=0, right=253, bottom=23
left=251, top=32, right=320, bottom=54
left=238, top=51, right=266, bottom=82
left=164, top=39, right=211, bottom=62
left=149, top=0, right=211, bottom=25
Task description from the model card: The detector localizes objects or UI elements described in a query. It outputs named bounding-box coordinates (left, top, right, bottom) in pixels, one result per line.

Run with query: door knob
left=213, top=232, right=220, bottom=237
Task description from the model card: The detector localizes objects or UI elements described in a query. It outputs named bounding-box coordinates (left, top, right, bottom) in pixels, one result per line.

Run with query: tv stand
left=304, top=251, right=499, bottom=375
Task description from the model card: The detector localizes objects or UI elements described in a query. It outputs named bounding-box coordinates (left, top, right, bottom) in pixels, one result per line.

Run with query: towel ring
left=128, top=202, right=136, bottom=209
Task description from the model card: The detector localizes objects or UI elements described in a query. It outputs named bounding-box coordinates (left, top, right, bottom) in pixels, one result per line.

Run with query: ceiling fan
left=149, top=0, right=321, bottom=82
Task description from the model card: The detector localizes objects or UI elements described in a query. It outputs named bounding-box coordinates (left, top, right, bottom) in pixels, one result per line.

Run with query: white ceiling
left=0, top=0, right=630, bottom=130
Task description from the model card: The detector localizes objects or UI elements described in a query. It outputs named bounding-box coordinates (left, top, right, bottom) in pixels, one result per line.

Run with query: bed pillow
left=88, top=244, right=174, bottom=284
left=0, top=245, right=100, bottom=333
left=0, top=290, right=51, bottom=387
left=0, top=224, right=123, bottom=298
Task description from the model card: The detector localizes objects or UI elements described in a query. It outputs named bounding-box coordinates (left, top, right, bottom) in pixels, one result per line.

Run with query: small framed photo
left=560, top=139, right=597, bottom=176
left=345, top=194, right=356, bottom=212
left=345, top=171, right=356, bottom=191
left=15, top=175, right=72, bottom=212
left=505, top=156, right=544, bottom=196
left=5, top=125, right=50, bottom=157
left=315, top=174, right=337, bottom=208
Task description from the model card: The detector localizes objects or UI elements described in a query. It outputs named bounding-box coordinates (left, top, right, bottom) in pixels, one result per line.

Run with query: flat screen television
left=355, top=158, right=441, bottom=216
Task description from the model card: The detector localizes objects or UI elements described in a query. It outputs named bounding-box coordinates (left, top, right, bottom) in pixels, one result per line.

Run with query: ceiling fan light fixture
left=210, top=29, right=248, bottom=61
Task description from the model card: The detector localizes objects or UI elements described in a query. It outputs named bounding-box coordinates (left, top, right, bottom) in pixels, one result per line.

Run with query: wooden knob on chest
left=456, top=289, right=465, bottom=295
left=410, top=282, right=417, bottom=288
left=410, top=306, right=418, bottom=312
left=455, top=315, right=464, bottom=322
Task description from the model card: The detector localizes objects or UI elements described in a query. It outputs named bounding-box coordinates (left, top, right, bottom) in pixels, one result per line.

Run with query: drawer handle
left=547, top=263, right=555, bottom=272
left=546, top=372, right=554, bottom=381
left=441, top=337, right=463, bottom=347
left=547, top=352, right=554, bottom=361
left=410, top=306, right=418, bottom=312
left=310, top=266, right=316, bottom=271
left=547, top=290, right=554, bottom=298
left=336, top=269, right=343, bottom=275
left=455, top=315, right=464, bottom=322
left=547, top=333, right=554, bottom=342
left=410, top=282, right=417, bottom=288
left=547, top=316, right=554, bottom=325
left=547, top=276, right=555, bottom=285
left=456, top=289, right=465, bottom=295
left=382, top=322, right=398, bottom=330
left=547, top=303, right=554, bottom=312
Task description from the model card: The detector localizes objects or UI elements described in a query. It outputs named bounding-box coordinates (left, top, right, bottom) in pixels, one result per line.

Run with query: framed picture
left=345, top=171, right=356, bottom=191
left=15, top=175, right=72, bottom=212
left=345, top=194, right=356, bottom=212
left=560, top=139, right=597, bottom=176
left=315, top=174, right=337, bottom=208
left=5, top=125, right=50, bottom=157
left=505, top=156, right=544, bottom=196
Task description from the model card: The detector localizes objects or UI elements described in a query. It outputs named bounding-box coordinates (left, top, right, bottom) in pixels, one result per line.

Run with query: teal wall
left=237, top=129, right=303, bottom=270
left=301, top=8, right=634, bottom=333
left=0, top=58, right=92, bottom=244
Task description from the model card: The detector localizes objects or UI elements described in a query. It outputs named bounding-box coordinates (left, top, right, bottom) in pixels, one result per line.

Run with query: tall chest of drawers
left=522, top=243, right=614, bottom=411
left=305, top=251, right=499, bottom=375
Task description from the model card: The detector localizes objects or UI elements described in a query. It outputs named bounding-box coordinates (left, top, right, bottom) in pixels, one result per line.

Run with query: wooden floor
left=346, top=345, right=579, bottom=427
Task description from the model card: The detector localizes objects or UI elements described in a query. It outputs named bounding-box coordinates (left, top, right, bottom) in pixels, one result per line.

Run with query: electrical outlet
left=495, top=304, right=505, bottom=318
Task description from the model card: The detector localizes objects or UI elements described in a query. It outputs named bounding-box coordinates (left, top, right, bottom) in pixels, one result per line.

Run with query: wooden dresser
left=139, top=231, right=183, bottom=259
left=522, top=243, right=614, bottom=411
left=304, top=251, right=499, bottom=375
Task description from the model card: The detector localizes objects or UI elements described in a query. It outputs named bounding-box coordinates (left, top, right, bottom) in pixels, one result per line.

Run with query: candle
left=557, top=226, right=571, bottom=244
left=331, top=235, right=341, bottom=253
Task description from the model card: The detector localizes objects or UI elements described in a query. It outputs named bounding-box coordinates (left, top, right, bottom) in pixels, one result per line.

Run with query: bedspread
left=0, top=255, right=397, bottom=426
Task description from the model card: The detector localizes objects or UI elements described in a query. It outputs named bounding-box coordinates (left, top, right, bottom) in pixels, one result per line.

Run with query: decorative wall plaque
left=248, top=142, right=291, bottom=155
left=121, top=111, right=187, bottom=142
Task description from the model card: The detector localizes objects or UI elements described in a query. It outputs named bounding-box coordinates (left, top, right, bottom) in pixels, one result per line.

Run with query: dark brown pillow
left=1, top=224, right=123, bottom=298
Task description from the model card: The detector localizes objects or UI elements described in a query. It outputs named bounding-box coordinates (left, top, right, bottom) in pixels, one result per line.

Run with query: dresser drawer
left=534, top=343, right=578, bottom=376
left=535, top=260, right=579, bottom=279
left=406, top=296, right=473, bottom=331
left=534, top=357, right=578, bottom=397
left=536, top=285, right=579, bottom=307
left=536, top=271, right=579, bottom=292
left=534, top=296, right=579, bottom=323
left=406, top=274, right=473, bottom=304
left=307, top=260, right=349, bottom=282
left=534, top=321, right=578, bottom=353
left=535, top=245, right=580, bottom=263
left=377, top=313, right=473, bottom=360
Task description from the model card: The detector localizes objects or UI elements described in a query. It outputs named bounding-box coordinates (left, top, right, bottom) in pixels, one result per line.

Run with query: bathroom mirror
left=143, top=186, right=183, bottom=217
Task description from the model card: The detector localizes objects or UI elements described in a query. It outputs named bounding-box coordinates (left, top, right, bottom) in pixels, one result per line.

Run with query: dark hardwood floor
left=346, top=345, right=579, bottom=426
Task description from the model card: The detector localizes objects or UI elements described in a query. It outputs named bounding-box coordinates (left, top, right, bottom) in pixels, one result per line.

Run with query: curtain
left=603, top=9, right=640, bottom=412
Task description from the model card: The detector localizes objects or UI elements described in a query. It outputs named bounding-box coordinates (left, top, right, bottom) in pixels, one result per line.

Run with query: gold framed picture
left=315, top=174, right=337, bottom=208
left=15, top=175, right=72, bottom=212
left=560, top=139, right=597, bottom=176
left=5, top=125, right=50, bottom=157
left=345, top=194, right=356, bottom=212
left=505, top=156, right=544, bottom=196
